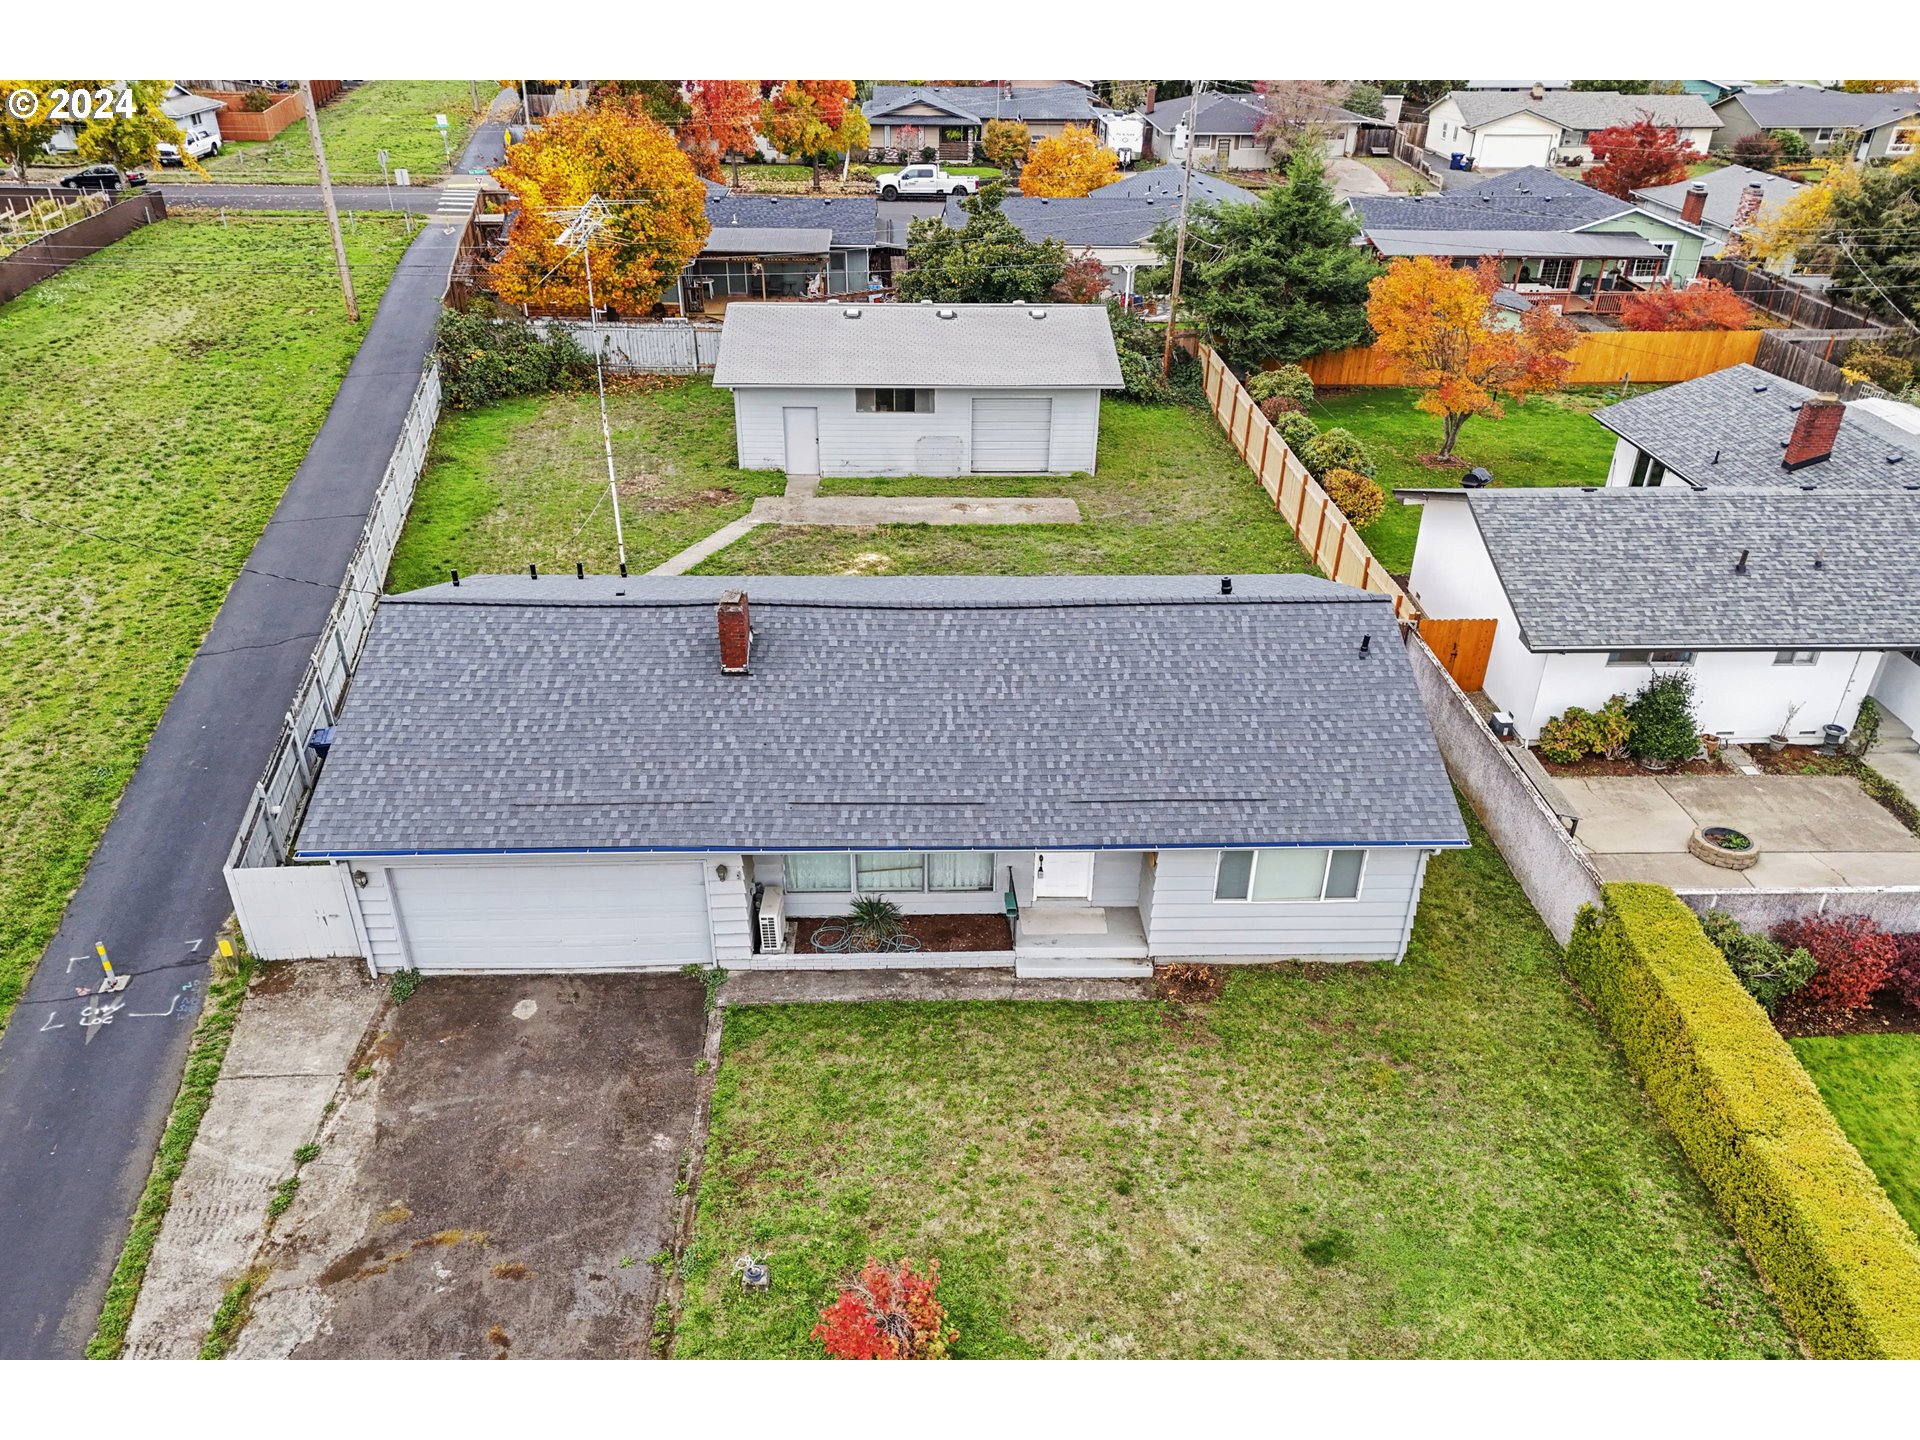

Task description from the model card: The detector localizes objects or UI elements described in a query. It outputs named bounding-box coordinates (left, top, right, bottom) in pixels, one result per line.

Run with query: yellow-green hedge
left=1567, top=883, right=1920, bottom=1358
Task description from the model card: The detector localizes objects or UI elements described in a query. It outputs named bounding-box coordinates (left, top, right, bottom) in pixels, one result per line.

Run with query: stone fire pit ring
left=1688, top=825, right=1761, bottom=871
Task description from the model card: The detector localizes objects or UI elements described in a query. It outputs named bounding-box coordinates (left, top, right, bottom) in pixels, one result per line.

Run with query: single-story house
left=287, top=574, right=1469, bottom=976
left=1711, top=86, right=1920, bottom=163
left=47, top=81, right=224, bottom=154
left=1631, top=164, right=1805, bottom=262
left=1594, top=363, right=1920, bottom=491
left=1349, top=166, right=1708, bottom=302
left=862, top=84, right=1106, bottom=161
left=1401, top=486, right=1920, bottom=745
left=1422, top=87, right=1722, bottom=171
left=673, top=193, right=900, bottom=312
left=1091, top=163, right=1257, bottom=204
left=710, top=301, right=1121, bottom=476
left=1141, top=91, right=1382, bottom=171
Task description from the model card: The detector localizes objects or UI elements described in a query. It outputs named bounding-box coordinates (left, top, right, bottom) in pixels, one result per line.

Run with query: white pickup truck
left=157, top=128, right=221, bottom=166
left=875, top=163, right=980, bottom=200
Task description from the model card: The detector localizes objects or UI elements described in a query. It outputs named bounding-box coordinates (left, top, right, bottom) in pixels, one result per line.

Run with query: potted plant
left=1768, top=701, right=1804, bottom=753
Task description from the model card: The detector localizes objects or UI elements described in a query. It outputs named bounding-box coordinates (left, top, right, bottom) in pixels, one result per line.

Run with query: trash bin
left=1450, top=152, right=1466, bottom=170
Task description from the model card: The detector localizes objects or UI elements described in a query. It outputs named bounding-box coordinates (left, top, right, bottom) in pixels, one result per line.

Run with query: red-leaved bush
left=1773, top=915, right=1899, bottom=1011
left=812, top=1256, right=956, bottom=1359
left=1889, top=932, right=1920, bottom=1010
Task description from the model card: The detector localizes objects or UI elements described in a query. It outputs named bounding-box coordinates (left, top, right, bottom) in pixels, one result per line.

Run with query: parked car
left=60, top=164, right=144, bottom=192
left=875, top=163, right=979, bottom=200
left=157, top=129, right=221, bottom=165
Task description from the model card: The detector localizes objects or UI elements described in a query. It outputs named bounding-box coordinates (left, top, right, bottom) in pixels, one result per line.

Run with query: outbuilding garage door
left=1476, top=132, right=1545, bottom=169
left=389, top=862, right=712, bottom=971
left=971, top=396, right=1053, bottom=472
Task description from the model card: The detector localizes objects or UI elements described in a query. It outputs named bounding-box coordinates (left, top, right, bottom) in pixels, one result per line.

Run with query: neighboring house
left=1631, top=164, right=1806, bottom=263
left=1681, top=81, right=1749, bottom=105
left=674, top=194, right=901, bottom=311
left=709, top=302, right=1122, bottom=476
left=862, top=84, right=1106, bottom=160
left=940, top=177, right=1256, bottom=301
left=1141, top=91, right=1381, bottom=171
left=1400, top=487, right=1920, bottom=744
left=1348, top=166, right=1708, bottom=307
left=1423, top=86, right=1722, bottom=170
left=290, top=574, right=1468, bottom=976
left=1091, top=163, right=1258, bottom=204
left=46, top=81, right=224, bottom=155
left=1711, top=86, right=1920, bottom=162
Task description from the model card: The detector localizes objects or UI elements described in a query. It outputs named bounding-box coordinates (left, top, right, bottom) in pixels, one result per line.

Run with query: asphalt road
left=0, top=121, right=502, bottom=1361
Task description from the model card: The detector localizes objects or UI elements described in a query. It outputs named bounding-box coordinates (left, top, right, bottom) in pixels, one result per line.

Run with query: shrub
left=1565, top=884, right=1920, bottom=1359
left=1769, top=128, right=1811, bottom=162
left=1274, top=410, right=1320, bottom=455
left=434, top=309, right=592, bottom=411
left=812, top=1257, right=956, bottom=1359
left=1538, top=695, right=1633, bottom=764
left=1625, top=670, right=1699, bottom=764
left=242, top=89, right=279, bottom=113
left=1842, top=344, right=1915, bottom=393
left=390, top=967, right=422, bottom=1004
left=1321, top=467, right=1386, bottom=527
left=1699, top=910, right=1816, bottom=1013
left=1258, top=395, right=1302, bottom=421
left=1589, top=694, right=1633, bottom=759
left=1247, top=362, right=1314, bottom=408
left=1105, top=300, right=1202, bottom=405
left=1299, top=426, right=1377, bottom=481
left=1730, top=131, right=1782, bottom=171
left=1775, top=914, right=1899, bottom=1012
left=848, top=894, right=904, bottom=949
left=1886, top=933, right=1920, bottom=1010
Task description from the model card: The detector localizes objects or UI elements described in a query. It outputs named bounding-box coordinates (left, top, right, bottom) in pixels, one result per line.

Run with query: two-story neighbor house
left=1422, top=86, right=1722, bottom=171
left=1712, top=86, right=1920, bottom=163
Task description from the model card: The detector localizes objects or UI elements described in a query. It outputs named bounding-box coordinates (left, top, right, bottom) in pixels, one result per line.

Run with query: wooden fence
left=1697, top=256, right=1894, bottom=333
left=1753, top=329, right=1896, bottom=400
left=196, top=83, right=342, bottom=142
left=1197, top=346, right=1414, bottom=620
left=1302, top=328, right=1764, bottom=388
left=0, top=190, right=166, bottom=304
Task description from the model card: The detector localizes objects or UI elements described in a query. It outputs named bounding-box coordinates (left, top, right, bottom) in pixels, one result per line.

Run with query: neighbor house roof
left=1456, top=488, right=1920, bottom=651
left=705, top=194, right=883, bottom=249
left=864, top=83, right=1105, bottom=126
left=163, top=84, right=221, bottom=121
left=699, top=226, right=832, bottom=256
left=1444, top=88, right=1722, bottom=132
left=1349, top=166, right=1626, bottom=233
left=295, top=575, right=1468, bottom=858
left=1364, top=228, right=1667, bottom=259
left=1724, top=86, right=1920, bottom=131
left=1631, top=164, right=1805, bottom=233
left=940, top=192, right=1187, bottom=248
left=1092, top=164, right=1257, bottom=204
left=710, top=301, right=1124, bottom=389
left=1143, top=91, right=1375, bottom=138
left=1593, top=364, right=1920, bottom=490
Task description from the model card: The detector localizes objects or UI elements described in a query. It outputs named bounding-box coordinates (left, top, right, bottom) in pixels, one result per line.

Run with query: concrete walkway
left=719, top=967, right=1151, bottom=1005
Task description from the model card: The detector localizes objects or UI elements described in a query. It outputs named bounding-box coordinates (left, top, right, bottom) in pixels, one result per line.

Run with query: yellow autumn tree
left=489, top=96, right=709, bottom=315
left=981, top=118, right=1030, bottom=170
left=1742, top=156, right=1862, bottom=268
left=1018, top=125, right=1120, bottom=197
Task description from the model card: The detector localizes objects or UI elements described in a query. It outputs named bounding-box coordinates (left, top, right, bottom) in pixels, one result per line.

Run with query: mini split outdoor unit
left=757, top=885, right=787, bottom=954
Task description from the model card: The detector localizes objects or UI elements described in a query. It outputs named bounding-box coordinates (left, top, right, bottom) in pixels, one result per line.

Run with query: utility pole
left=301, top=80, right=359, bottom=323
left=557, top=197, right=628, bottom=572
left=1160, top=80, right=1205, bottom=379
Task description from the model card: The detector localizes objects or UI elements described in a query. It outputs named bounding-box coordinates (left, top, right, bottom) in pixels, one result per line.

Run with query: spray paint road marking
left=39, top=1011, right=65, bottom=1032
left=128, top=994, right=180, bottom=1019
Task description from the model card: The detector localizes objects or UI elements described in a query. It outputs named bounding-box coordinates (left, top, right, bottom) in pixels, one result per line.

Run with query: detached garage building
left=710, top=301, right=1123, bottom=477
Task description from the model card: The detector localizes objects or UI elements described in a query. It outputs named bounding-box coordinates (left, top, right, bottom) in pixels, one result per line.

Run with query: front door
left=782, top=406, right=819, bottom=474
left=1033, top=851, right=1095, bottom=900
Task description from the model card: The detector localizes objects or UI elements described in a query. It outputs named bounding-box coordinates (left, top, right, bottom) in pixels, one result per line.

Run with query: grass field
left=675, top=813, right=1793, bottom=1359
left=1309, top=386, right=1630, bottom=571
left=0, top=213, right=412, bottom=1025
left=1791, top=1034, right=1920, bottom=1237
left=202, top=81, right=488, bottom=184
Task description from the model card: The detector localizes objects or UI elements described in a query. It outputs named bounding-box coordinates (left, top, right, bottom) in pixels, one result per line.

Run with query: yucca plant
left=848, top=895, right=904, bottom=951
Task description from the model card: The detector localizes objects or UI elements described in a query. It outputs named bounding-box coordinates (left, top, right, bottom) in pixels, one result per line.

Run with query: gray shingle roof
left=295, top=575, right=1466, bottom=857
left=1365, top=228, right=1666, bottom=259
left=1631, top=164, right=1805, bottom=233
left=706, top=193, right=880, bottom=247
left=699, top=226, right=831, bottom=256
left=1593, top=364, right=1920, bottom=490
left=1092, top=164, right=1257, bottom=204
left=865, top=84, right=1104, bottom=126
left=1447, top=88, right=1722, bottom=132
left=1143, top=92, right=1375, bottom=138
left=1726, top=86, right=1920, bottom=130
left=1350, top=166, right=1625, bottom=232
left=1464, top=488, right=1920, bottom=650
left=709, top=301, right=1123, bottom=388
left=940, top=193, right=1185, bottom=247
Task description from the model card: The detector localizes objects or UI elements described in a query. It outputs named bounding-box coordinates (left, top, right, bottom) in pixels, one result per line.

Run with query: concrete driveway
left=237, top=974, right=707, bottom=1359
left=1567, top=774, right=1920, bottom=888
left=1327, top=157, right=1390, bottom=198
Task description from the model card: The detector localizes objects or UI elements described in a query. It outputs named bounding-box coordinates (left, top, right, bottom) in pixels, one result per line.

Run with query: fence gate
left=1419, top=617, right=1497, bottom=692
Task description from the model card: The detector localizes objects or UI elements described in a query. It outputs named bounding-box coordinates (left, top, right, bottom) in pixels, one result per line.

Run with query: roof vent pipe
left=529, top=563, right=538, bottom=580
left=451, top=568, right=460, bottom=586
left=1360, top=634, right=1372, bottom=656
left=1814, top=548, right=1826, bottom=570
left=1734, top=548, right=1750, bottom=575
left=576, top=562, right=585, bottom=579
left=1220, top=576, right=1233, bottom=595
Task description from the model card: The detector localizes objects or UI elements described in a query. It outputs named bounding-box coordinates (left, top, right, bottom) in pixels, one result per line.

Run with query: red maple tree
left=1618, top=279, right=1756, bottom=331
left=812, top=1257, right=956, bottom=1359
left=1584, top=117, right=1699, bottom=198
left=1052, top=249, right=1110, bottom=303
left=681, top=80, right=763, bottom=182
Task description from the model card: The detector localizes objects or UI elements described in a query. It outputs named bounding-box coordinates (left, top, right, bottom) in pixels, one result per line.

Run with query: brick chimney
left=1530, top=82, right=1545, bottom=100
left=1783, top=394, right=1845, bottom=471
left=1731, top=181, right=1765, bottom=231
left=717, top=590, right=752, bottom=674
left=1681, top=182, right=1709, bottom=226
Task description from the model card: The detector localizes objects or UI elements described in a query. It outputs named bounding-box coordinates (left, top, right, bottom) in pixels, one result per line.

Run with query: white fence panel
left=225, top=863, right=364, bottom=959
left=531, top=319, right=722, bottom=374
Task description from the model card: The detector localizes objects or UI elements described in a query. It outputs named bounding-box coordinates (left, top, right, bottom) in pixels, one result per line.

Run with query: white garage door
left=971, top=396, right=1053, bottom=472
left=1476, top=132, right=1546, bottom=169
left=390, top=861, right=712, bottom=971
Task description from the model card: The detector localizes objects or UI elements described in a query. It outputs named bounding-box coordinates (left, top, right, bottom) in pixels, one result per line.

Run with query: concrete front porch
left=1012, top=903, right=1152, bottom=979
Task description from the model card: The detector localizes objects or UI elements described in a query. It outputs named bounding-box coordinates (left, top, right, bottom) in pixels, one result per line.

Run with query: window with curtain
left=1214, top=849, right=1366, bottom=902
left=927, top=852, right=993, bottom=891
left=856, top=853, right=925, bottom=892
left=785, top=854, right=852, bottom=891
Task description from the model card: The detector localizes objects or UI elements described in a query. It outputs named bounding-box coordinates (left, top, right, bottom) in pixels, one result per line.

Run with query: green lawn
left=0, top=213, right=412, bottom=1025
left=1310, top=386, right=1631, bottom=572
left=1791, top=1034, right=1920, bottom=1237
left=676, top=812, right=1793, bottom=1358
left=386, top=380, right=788, bottom=591
left=202, top=81, right=489, bottom=184
left=701, top=400, right=1314, bottom=577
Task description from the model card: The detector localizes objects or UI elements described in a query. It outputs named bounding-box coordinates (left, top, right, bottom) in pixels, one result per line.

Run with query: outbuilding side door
left=782, top=406, right=819, bottom=474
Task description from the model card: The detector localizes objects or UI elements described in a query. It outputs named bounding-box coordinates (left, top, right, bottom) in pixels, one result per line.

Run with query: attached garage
left=971, top=395, right=1053, bottom=472
left=389, top=861, right=712, bottom=971
left=1475, top=131, right=1550, bottom=169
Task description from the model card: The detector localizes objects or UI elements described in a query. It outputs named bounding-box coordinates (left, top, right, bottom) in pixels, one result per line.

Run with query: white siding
left=1604, top=436, right=1637, bottom=486
left=752, top=851, right=1006, bottom=918
left=1144, top=847, right=1430, bottom=960
left=358, top=865, right=406, bottom=972
left=1528, top=648, right=1881, bottom=744
left=1872, top=651, right=1920, bottom=732
left=705, top=854, right=753, bottom=963
left=730, top=386, right=1102, bottom=476
left=1405, top=495, right=1548, bottom=721
left=1004, top=850, right=1145, bottom=908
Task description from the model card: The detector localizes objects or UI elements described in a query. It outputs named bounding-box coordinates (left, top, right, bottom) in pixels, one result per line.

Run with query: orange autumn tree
left=1618, top=279, right=1756, bottom=331
left=762, top=80, right=869, bottom=186
left=490, top=96, right=709, bottom=315
left=682, top=79, right=763, bottom=182
left=1019, top=124, right=1120, bottom=197
left=1366, top=255, right=1580, bottom=460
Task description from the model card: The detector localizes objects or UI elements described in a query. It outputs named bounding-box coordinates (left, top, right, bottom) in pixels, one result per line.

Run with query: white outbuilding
left=709, top=301, right=1123, bottom=477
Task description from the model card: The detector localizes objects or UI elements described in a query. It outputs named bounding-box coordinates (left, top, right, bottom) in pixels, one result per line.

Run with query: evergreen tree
left=897, top=181, right=1067, bottom=302
left=1824, top=157, right=1920, bottom=323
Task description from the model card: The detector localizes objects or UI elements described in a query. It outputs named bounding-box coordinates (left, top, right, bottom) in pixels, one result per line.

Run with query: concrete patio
left=1566, top=773, right=1920, bottom=889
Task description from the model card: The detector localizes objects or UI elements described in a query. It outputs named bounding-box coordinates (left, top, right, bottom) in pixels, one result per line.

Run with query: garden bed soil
left=1749, top=744, right=1850, bottom=776
left=1775, top=993, right=1920, bottom=1040
left=1534, top=752, right=1724, bottom=778
left=794, top=912, right=1012, bottom=955
left=1154, top=963, right=1226, bottom=1004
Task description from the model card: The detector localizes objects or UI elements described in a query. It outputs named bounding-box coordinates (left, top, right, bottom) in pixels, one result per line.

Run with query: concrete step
left=1014, top=956, right=1153, bottom=980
